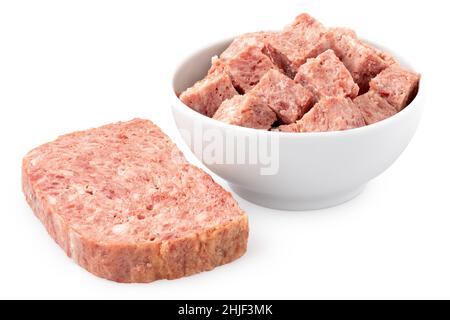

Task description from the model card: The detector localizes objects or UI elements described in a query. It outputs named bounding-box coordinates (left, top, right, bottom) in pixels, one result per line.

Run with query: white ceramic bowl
left=170, top=38, right=424, bottom=211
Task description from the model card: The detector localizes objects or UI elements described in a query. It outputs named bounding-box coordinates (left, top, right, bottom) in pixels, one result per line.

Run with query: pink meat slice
left=22, top=119, right=249, bottom=283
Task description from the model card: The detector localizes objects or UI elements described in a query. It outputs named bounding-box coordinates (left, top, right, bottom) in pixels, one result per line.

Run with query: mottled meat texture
left=214, top=43, right=278, bottom=93
left=354, top=91, right=398, bottom=125
left=213, top=94, right=277, bottom=130
left=369, top=64, right=420, bottom=111
left=325, top=28, right=396, bottom=92
left=326, top=27, right=357, bottom=39
left=295, top=49, right=359, bottom=100
left=298, top=96, right=365, bottom=132
left=22, top=119, right=248, bottom=283
left=251, top=69, right=314, bottom=124
left=220, top=32, right=275, bottom=61
left=220, top=32, right=292, bottom=78
left=179, top=67, right=238, bottom=117
left=267, top=13, right=328, bottom=77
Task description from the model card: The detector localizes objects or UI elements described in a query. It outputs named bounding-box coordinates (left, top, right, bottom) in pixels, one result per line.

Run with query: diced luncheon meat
left=178, top=13, right=420, bottom=133
left=22, top=119, right=249, bottom=283
left=295, top=49, right=359, bottom=99
left=220, top=32, right=275, bottom=61
left=251, top=69, right=314, bottom=124
left=326, top=27, right=357, bottom=40
left=369, top=64, right=420, bottom=111
left=220, top=32, right=292, bottom=78
left=213, top=44, right=278, bottom=93
left=267, top=13, right=328, bottom=77
left=325, top=28, right=396, bottom=92
left=213, top=94, right=277, bottom=130
left=353, top=91, right=398, bottom=125
left=298, top=96, right=365, bottom=132
left=179, top=67, right=238, bottom=117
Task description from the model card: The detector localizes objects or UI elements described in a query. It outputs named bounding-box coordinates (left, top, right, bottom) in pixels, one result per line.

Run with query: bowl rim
left=170, top=37, right=424, bottom=139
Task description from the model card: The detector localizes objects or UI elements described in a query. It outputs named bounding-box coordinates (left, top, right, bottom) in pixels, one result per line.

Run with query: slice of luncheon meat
left=22, top=119, right=249, bottom=283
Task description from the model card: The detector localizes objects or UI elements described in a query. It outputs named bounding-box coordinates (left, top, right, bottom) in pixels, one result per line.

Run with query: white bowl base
left=229, top=183, right=367, bottom=211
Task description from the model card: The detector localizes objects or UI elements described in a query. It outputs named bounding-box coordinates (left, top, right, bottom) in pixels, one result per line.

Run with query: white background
left=0, top=0, right=449, bottom=300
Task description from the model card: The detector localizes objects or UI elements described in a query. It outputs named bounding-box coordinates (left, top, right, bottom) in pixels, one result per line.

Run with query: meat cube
left=267, top=13, right=328, bottom=77
left=214, top=42, right=279, bottom=93
left=251, top=69, right=314, bottom=124
left=361, top=42, right=397, bottom=67
left=220, top=32, right=293, bottom=79
left=220, top=32, right=275, bottom=61
left=354, top=91, right=398, bottom=125
left=298, top=96, right=365, bottom=132
left=179, top=67, right=238, bottom=117
left=326, top=27, right=357, bottom=39
left=213, top=94, right=276, bottom=130
left=325, top=28, right=396, bottom=92
left=295, top=49, right=359, bottom=99
left=226, top=45, right=278, bottom=93
left=369, top=64, right=420, bottom=111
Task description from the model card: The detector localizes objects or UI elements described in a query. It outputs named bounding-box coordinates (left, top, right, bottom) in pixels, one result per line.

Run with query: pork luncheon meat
left=22, top=119, right=249, bottom=283
left=353, top=91, right=398, bottom=125
left=179, top=66, right=238, bottom=117
left=213, top=94, right=277, bottom=130
left=251, top=69, right=314, bottom=124
left=267, top=13, right=329, bottom=77
left=324, top=28, right=396, bottom=92
left=295, top=49, right=360, bottom=100
left=297, top=96, right=366, bottom=132
left=369, top=64, right=420, bottom=111
left=178, top=13, right=420, bottom=133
